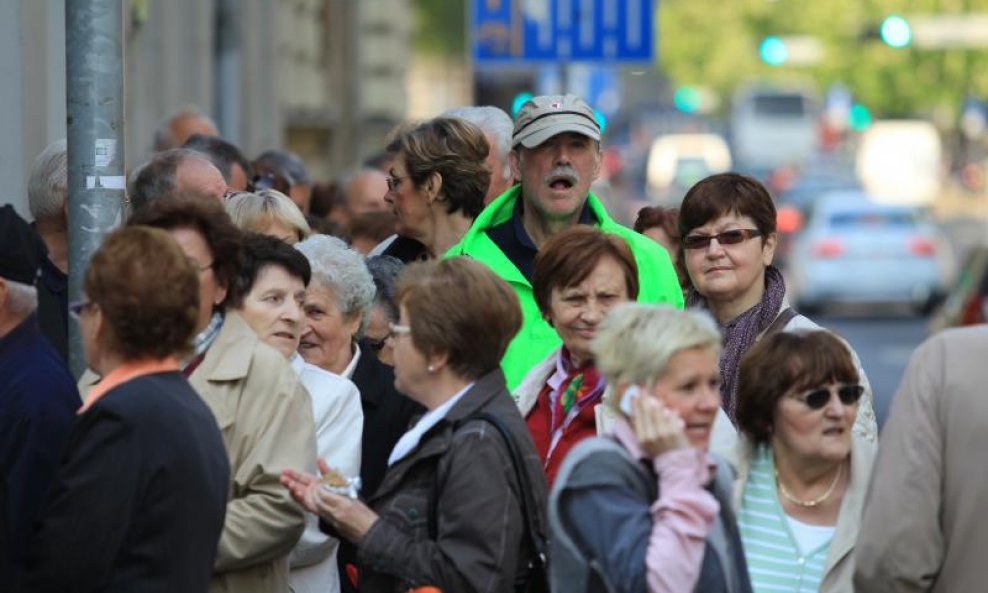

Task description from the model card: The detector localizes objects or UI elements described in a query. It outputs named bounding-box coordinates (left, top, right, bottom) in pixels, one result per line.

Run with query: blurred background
left=5, top=0, right=988, bottom=425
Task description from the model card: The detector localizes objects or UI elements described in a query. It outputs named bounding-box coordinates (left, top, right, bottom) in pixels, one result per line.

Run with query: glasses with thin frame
left=793, top=384, right=864, bottom=410
left=683, top=229, right=762, bottom=250
left=386, top=175, right=405, bottom=192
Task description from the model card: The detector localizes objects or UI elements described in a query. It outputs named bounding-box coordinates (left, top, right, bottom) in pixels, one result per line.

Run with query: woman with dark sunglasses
left=678, top=173, right=877, bottom=450
left=733, top=330, right=877, bottom=593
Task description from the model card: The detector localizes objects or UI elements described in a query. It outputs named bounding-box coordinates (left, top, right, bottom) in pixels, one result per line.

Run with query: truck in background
left=856, top=120, right=943, bottom=207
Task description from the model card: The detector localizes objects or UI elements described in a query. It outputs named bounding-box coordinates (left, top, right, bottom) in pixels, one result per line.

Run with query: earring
left=427, top=364, right=435, bottom=373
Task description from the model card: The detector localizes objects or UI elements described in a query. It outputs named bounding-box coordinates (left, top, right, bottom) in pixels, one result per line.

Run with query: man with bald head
left=154, top=109, right=219, bottom=152
left=345, top=169, right=390, bottom=219
left=128, top=148, right=227, bottom=211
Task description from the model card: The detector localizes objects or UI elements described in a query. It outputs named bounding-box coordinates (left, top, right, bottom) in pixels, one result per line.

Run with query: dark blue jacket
left=18, top=371, right=230, bottom=592
left=0, top=314, right=78, bottom=575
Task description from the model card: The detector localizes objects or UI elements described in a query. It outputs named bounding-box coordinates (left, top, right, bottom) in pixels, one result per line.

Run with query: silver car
left=788, top=192, right=954, bottom=315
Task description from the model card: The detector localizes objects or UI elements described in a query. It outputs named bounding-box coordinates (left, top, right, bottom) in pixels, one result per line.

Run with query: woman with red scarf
left=515, top=226, right=638, bottom=485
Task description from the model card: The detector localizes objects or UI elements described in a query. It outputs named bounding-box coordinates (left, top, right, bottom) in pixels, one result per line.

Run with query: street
left=815, top=312, right=929, bottom=430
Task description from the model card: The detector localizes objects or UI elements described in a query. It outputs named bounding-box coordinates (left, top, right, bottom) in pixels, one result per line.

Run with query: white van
left=856, top=120, right=942, bottom=207
left=646, top=133, right=732, bottom=201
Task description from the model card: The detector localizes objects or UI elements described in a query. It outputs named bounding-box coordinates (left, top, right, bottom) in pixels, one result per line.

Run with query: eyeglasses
left=366, top=335, right=389, bottom=353
left=388, top=322, right=411, bottom=336
left=683, top=229, right=762, bottom=250
left=794, top=384, right=864, bottom=410
left=69, top=300, right=96, bottom=318
left=386, top=175, right=405, bottom=192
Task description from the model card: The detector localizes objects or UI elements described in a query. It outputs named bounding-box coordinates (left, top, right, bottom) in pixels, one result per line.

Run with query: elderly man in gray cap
left=447, top=94, right=684, bottom=390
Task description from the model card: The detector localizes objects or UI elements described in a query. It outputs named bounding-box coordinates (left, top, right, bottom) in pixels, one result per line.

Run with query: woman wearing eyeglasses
left=678, top=173, right=876, bottom=446
left=734, top=330, right=877, bottom=593
left=371, top=116, right=491, bottom=263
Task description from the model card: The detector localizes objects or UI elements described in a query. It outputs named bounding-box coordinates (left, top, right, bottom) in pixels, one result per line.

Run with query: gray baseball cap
left=512, top=94, right=601, bottom=149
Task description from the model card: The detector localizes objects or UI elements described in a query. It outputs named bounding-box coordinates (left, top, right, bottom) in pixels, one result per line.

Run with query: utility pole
left=65, top=0, right=126, bottom=378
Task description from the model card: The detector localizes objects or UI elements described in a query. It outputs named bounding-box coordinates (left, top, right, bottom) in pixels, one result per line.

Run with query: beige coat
left=193, top=312, right=317, bottom=593
left=855, top=326, right=988, bottom=593
left=733, top=435, right=876, bottom=593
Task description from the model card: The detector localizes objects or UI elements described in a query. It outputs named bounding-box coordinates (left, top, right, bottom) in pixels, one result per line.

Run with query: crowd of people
left=1, top=92, right=986, bottom=593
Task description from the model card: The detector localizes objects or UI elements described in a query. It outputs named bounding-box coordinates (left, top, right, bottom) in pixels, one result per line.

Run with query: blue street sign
left=472, top=0, right=655, bottom=64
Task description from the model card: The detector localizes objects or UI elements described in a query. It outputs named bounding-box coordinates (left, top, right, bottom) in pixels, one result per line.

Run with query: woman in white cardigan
left=732, top=330, right=876, bottom=593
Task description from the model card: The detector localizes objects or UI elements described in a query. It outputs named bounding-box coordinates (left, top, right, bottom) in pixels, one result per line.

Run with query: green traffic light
left=880, top=15, right=912, bottom=48
left=511, top=92, right=534, bottom=117
left=759, top=36, right=788, bottom=66
left=674, top=86, right=701, bottom=113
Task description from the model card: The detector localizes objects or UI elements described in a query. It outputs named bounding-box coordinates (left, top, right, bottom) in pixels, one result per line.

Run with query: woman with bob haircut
left=282, top=257, right=548, bottom=593
left=373, top=116, right=492, bottom=262
left=225, top=188, right=313, bottom=244
left=20, top=226, right=230, bottom=592
left=734, top=330, right=875, bottom=593
left=678, top=172, right=876, bottom=443
left=514, top=226, right=639, bottom=486
left=549, top=303, right=752, bottom=593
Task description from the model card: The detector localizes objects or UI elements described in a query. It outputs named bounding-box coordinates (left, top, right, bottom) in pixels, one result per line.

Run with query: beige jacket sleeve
left=853, top=335, right=944, bottom=592
left=215, top=370, right=318, bottom=573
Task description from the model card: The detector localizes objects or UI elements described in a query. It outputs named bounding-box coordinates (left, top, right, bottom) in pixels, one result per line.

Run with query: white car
left=788, top=192, right=954, bottom=315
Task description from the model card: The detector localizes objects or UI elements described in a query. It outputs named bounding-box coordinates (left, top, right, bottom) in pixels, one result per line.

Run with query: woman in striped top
left=733, top=330, right=877, bottom=593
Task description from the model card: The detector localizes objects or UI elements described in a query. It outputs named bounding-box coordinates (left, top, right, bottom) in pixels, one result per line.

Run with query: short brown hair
left=737, top=330, right=860, bottom=445
left=634, top=205, right=680, bottom=240
left=386, top=117, right=491, bottom=219
left=678, top=172, right=776, bottom=241
left=85, top=226, right=199, bottom=358
left=396, top=257, right=521, bottom=380
left=532, top=226, right=639, bottom=317
left=128, top=193, right=243, bottom=299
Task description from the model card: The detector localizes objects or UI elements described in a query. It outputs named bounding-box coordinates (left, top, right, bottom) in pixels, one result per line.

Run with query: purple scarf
left=686, top=266, right=786, bottom=423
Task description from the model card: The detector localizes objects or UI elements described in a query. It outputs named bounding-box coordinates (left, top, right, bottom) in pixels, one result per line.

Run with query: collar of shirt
left=191, top=312, right=223, bottom=357
left=342, top=343, right=361, bottom=380
left=79, top=356, right=181, bottom=415
left=387, top=381, right=476, bottom=466
left=510, top=194, right=596, bottom=250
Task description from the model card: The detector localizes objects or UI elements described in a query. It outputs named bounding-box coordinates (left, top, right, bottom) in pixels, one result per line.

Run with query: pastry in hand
left=320, top=467, right=361, bottom=498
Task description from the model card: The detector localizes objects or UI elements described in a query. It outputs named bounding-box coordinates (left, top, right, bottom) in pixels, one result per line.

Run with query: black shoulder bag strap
left=762, top=306, right=797, bottom=339
left=428, top=412, right=548, bottom=593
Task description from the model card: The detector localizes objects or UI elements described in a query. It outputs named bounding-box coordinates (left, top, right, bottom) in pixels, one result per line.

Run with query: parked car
left=787, top=192, right=954, bottom=315
left=928, top=244, right=988, bottom=331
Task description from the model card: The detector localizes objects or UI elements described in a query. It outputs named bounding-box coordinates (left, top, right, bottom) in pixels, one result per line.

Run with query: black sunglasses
left=683, top=228, right=762, bottom=250
left=795, top=384, right=864, bottom=410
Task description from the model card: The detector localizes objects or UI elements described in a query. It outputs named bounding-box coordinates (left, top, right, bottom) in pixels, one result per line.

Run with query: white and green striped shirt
left=739, top=445, right=832, bottom=593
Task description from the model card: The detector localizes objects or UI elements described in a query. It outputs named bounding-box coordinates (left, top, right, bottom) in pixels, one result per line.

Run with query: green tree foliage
left=659, top=0, right=988, bottom=118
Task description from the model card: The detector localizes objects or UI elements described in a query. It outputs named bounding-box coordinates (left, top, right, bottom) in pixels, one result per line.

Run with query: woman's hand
left=281, top=458, right=380, bottom=542
left=631, top=394, right=689, bottom=458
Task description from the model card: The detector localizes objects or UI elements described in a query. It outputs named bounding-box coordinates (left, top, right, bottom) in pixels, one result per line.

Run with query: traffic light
left=880, top=15, right=912, bottom=48
left=673, top=86, right=701, bottom=113
left=759, top=36, right=788, bottom=66
left=849, top=104, right=872, bottom=131
left=511, top=92, right=534, bottom=117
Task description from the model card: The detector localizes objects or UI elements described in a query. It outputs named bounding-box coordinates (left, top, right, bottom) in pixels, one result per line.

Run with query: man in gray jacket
left=855, top=325, right=988, bottom=592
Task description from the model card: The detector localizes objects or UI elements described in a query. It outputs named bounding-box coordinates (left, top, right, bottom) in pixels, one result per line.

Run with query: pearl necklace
left=775, top=462, right=843, bottom=508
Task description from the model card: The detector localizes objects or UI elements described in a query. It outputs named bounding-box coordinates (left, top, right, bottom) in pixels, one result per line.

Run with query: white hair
left=592, top=303, right=722, bottom=391
left=295, top=234, right=376, bottom=337
left=443, top=106, right=513, bottom=181
left=3, top=279, right=38, bottom=319
left=28, top=139, right=68, bottom=222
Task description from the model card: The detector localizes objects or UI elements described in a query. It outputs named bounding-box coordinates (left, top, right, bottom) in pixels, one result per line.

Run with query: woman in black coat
left=18, top=227, right=229, bottom=593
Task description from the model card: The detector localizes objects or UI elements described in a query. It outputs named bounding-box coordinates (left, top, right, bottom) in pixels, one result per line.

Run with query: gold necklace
left=775, top=462, right=843, bottom=508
